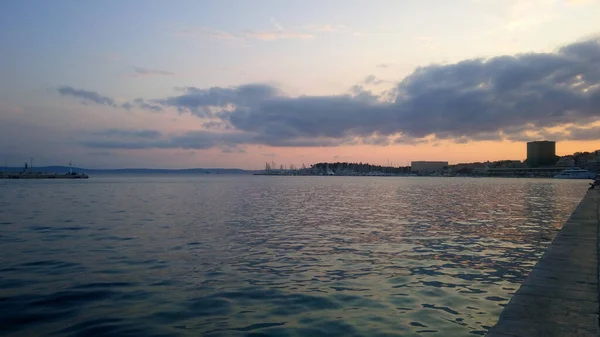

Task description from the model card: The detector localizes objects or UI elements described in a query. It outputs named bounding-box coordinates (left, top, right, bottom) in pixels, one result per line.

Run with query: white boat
left=554, top=168, right=596, bottom=179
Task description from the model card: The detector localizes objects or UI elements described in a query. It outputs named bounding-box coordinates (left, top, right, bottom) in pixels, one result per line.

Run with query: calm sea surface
left=0, top=175, right=590, bottom=336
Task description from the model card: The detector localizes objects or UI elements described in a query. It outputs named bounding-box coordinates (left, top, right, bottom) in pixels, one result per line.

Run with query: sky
left=1, top=0, right=600, bottom=169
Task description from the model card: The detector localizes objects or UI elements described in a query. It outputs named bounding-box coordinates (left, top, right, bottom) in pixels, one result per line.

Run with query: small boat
left=554, top=168, right=596, bottom=179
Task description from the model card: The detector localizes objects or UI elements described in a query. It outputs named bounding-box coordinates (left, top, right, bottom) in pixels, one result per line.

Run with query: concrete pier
left=487, top=189, right=599, bottom=336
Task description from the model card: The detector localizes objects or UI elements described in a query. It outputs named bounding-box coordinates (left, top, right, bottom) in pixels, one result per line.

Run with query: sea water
left=0, top=176, right=589, bottom=336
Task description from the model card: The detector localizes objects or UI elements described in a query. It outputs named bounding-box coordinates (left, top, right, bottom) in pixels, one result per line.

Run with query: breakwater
left=487, top=188, right=599, bottom=336
left=0, top=172, right=89, bottom=179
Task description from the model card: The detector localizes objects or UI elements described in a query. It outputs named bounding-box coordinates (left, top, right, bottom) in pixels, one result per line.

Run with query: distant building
left=586, top=150, right=600, bottom=173
left=556, top=156, right=575, bottom=167
left=411, top=161, right=448, bottom=174
left=526, top=141, right=557, bottom=167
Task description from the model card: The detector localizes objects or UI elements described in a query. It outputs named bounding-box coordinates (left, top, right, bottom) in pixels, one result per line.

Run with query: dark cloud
left=156, top=84, right=279, bottom=117
left=393, top=135, right=430, bottom=145
left=66, top=37, right=600, bottom=148
left=565, top=125, right=600, bottom=140
left=183, top=130, right=348, bottom=148
left=95, top=129, right=162, bottom=139
left=130, top=67, right=175, bottom=77
left=218, top=37, right=600, bottom=143
left=360, top=134, right=390, bottom=145
left=133, top=98, right=163, bottom=112
left=81, top=130, right=247, bottom=150
left=56, top=88, right=163, bottom=112
left=121, top=102, right=134, bottom=110
left=81, top=129, right=349, bottom=150
left=504, top=132, right=535, bottom=142
left=202, top=121, right=232, bottom=130
left=224, top=94, right=390, bottom=141
left=123, top=98, right=163, bottom=112
left=57, top=86, right=117, bottom=107
left=81, top=140, right=162, bottom=150
left=167, top=130, right=251, bottom=149
left=532, top=125, right=600, bottom=141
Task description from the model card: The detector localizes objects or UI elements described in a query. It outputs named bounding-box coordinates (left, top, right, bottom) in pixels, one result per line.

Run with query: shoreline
left=254, top=173, right=590, bottom=179
left=0, top=173, right=89, bottom=179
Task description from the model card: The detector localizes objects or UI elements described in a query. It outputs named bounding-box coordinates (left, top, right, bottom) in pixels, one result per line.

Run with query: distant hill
left=2, top=166, right=256, bottom=175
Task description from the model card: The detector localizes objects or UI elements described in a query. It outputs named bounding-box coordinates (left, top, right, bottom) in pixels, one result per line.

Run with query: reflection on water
left=0, top=176, right=589, bottom=336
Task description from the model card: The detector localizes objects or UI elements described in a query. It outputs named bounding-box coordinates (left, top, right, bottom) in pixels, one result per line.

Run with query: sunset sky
left=1, top=0, right=600, bottom=169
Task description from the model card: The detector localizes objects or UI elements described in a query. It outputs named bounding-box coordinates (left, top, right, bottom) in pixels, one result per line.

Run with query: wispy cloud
left=176, top=21, right=348, bottom=43
left=128, top=67, right=175, bottom=78
left=376, top=63, right=391, bottom=68
left=305, top=24, right=347, bottom=32
left=57, top=86, right=117, bottom=107
left=361, top=75, right=394, bottom=85
left=245, top=18, right=315, bottom=41
left=244, top=30, right=314, bottom=41
left=132, top=98, right=163, bottom=112
left=56, top=87, right=164, bottom=111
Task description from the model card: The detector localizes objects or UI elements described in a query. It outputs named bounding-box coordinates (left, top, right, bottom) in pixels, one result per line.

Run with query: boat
left=553, top=168, right=596, bottom=179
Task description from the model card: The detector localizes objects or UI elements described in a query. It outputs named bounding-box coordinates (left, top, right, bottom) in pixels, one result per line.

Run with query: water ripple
left=0, top=176, right=589, bottom=336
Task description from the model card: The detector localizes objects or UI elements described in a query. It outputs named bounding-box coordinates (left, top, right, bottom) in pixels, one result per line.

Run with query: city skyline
left=2, top=0, right=600, bottom=169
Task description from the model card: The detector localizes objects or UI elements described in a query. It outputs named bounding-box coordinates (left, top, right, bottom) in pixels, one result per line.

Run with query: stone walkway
left=487, top=189, right=599, bottom=337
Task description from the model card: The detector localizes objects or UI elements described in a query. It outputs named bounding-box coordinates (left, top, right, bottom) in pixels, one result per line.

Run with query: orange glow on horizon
left=111, top=139, right=600, bottom=170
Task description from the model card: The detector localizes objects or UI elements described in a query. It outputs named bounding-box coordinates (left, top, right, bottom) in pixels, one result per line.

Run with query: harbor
left=487, top=185, right=600, bottom=336
left=256, top=142, right=600, bottom=179
left=0, top=172, right=89, bottom=179
left=1, top=161, right=89, bottom=179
